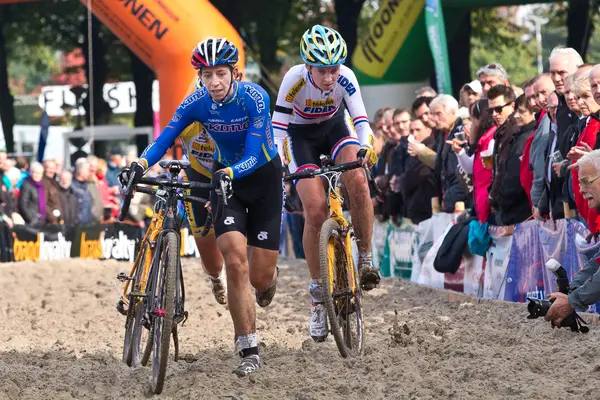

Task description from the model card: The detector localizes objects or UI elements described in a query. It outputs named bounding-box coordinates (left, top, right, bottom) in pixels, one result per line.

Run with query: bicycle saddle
left=159, top=160, right=191, bottom=169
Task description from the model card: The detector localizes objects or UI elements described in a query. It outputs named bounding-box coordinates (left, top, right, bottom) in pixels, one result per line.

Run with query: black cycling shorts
left=211, top=156, right=283, bottom=250
left=183, top=168, right=212, bottom=237
left=285, top=109, right=360, bottom=173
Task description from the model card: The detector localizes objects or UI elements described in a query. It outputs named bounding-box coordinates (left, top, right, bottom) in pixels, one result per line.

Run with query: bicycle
left=284, top=157, right=380, bottom=358
left=116, top=159, right=230, bottom=394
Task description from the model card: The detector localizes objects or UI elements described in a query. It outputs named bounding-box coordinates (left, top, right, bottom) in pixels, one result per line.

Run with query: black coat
left=495, top=121, right=535, bottom=225
left=434, top=118, right=468, bottom=212
left=398, top=135, right=438, bottom=224
left=59, top=186, right=79, bottom=227
left=18, top=179, right=42, bottom=225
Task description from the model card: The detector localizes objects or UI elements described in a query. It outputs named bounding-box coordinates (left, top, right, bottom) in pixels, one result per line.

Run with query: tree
left=470, top=7, right=537, bottom=86
left=334, top=0, right=366, bottom=69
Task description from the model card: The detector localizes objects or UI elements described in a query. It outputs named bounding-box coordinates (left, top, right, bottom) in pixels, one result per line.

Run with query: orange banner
left=80, top=0, right=244, bottom=128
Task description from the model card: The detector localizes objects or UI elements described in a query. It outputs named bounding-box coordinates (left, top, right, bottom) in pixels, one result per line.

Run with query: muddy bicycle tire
left=151, top=232, right=178, bottom=394
left=319, top=218, right=364, bottom=358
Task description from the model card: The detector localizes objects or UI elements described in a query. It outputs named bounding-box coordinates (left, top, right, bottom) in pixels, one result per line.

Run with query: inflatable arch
left=2, top=0, right=244, bottom=128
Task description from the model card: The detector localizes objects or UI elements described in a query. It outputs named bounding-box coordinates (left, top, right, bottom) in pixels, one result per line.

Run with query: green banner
left=425, top=0, right=452, bottom=94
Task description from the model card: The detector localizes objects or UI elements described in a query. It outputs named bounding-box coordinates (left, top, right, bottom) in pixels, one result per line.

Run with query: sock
left=237, top=333, right=259, bottom=358
left=309, top=280, right=323, bottom=304
left=358, top=251, right=373, bottom=265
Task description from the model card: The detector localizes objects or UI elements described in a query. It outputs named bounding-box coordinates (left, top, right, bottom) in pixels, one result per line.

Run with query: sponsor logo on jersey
left=181, top=92, right=204, bottom=109
left=302, top=105, right=337, bottom=114
left=206, top=120, right=250, bottom=132
left=192, top=142, right=214, bottom=153
left=265, top=123, right=274, bottom=150
left=253, top=116, right=265, bottom=129
left=234, top=156, right=258, bottom=173
left=284, top=137, right=292, bottom=163
left=305, top=98, right=335, bottom=107
left=337, top=75, right=357, bottom=96
left=192, top=152, right=214, bottom=160
left=245, top=85, right=266, bottom=113
left=285, top=78, right=305, bottom=103
left=231, top=117, right=248, bottom=123
left=172, top=112, right=182, bottom=122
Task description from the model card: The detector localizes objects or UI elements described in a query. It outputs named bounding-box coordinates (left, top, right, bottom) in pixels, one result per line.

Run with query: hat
left=464, top=80, right=483, bottom=94
left=476, top=63, right=509, bottom=81
left=109, top=147, right=122, bottom=156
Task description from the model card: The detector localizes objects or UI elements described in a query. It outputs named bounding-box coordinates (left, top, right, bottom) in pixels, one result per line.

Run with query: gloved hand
left=357, top=146, right=378, bottom=167
left=211, top=168, right=233, bottom=200
left=118, top=162, right=144, bottom=188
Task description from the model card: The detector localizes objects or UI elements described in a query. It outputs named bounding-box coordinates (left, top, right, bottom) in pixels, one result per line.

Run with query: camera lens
left=527, top=298, right=552, bottom=319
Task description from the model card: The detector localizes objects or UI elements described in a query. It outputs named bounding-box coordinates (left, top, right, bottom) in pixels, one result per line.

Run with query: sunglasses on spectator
left=477, top=63, right=508, bottom=79
left=490, top=101, right=514, bottom=114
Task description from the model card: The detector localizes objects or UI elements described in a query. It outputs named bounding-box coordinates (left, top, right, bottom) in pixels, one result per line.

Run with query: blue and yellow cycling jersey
left=140, top=81, right=277, bottom=179
left=178, top=122, right=214, bottom=178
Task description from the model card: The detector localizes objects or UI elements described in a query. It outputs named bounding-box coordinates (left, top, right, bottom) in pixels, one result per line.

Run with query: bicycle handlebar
left=118, top=171, right=215, bottom=222
left=283, top=160, right=382, bottom=196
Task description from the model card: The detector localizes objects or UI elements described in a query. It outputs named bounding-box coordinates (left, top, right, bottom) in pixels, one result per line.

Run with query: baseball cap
left=476, top=63, right=509, bottom=81
left=464, top=80, right=483, bottom=94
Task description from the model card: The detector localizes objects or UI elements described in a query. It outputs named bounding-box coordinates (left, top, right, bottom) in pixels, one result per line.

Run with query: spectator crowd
left=0, top=148, right=158, bottom=230
left=6, top=45, right=600, bottom=265
left=370, top=47, right=600, bottom=241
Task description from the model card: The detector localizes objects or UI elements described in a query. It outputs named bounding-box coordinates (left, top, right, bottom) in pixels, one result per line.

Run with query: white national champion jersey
left=272, top=64, right=374, bottom=154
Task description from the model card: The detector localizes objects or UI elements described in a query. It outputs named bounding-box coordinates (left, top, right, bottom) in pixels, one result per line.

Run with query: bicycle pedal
left=116, top=272, right=132, bottom=282
left=173, top=311, right=189, bottom=326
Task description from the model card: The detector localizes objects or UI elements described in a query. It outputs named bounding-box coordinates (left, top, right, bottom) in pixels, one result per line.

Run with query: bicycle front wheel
left=319, top=218, right=364, bottom=358
left=151, top=232, right=178, bottom=394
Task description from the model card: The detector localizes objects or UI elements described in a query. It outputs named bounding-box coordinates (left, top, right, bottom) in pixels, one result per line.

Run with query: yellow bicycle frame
left=326, top=186, right=357, bottom=294
left=121, top=211, right=165, bottom=306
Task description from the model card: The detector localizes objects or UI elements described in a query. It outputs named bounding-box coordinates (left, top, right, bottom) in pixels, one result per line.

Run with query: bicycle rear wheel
left=319, top=218, right=364, bottom=358
left=122, top=244, right=150, bottom=367
left=151, top=232, right=178, bottom=394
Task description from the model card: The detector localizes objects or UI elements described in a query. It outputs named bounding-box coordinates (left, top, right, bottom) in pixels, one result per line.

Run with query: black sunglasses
left=490, top=101, right=514, bottom=114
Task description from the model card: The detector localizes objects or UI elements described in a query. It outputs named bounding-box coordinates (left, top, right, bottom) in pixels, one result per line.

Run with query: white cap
left=464, top=80, right=483, bottom=94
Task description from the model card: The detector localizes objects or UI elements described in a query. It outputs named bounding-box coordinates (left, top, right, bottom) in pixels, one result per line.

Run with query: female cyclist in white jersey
left=272, top=25, right=380, bottom=342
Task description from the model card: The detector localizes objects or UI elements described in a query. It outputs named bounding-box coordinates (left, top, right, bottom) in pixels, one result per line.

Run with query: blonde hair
left=573, top=73, right=592, bottom=96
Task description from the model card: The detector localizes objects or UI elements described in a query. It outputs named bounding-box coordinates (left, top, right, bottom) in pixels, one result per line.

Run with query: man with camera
left=546, top=149, right=600, bottom=325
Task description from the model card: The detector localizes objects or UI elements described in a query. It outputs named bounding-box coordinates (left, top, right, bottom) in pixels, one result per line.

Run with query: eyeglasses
left=490, top=101, right=513, bottom=114
left=579, top=174, right=600, bottom=187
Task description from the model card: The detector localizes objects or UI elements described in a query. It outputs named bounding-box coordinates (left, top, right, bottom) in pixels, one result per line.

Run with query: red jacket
left=473, top=126, right=496, bottom=223
left=572, top=117, right=600, bottom=233
left=520, top=110, right=547, bottom=206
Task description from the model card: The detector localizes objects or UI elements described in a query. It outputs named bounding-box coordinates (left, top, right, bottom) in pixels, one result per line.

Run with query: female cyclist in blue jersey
left=272, top=25, right=380, bottom=343
left=126, top=38, right=282, bottom=377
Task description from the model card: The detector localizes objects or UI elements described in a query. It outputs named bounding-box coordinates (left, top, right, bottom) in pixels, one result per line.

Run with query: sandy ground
left=1, top=257, right=600, bottom=400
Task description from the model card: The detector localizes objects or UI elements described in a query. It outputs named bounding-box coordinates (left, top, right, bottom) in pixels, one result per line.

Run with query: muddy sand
left=1, top=257, right=599, bottom=400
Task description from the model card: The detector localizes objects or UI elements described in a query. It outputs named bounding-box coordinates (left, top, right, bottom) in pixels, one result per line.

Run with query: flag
left=37, top=111, right=49, bottom=162
left=425, top=0, right=452, bottom=94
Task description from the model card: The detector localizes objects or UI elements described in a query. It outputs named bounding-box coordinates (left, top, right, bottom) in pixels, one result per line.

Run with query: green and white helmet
left=300, top=25, right=347, bottom=67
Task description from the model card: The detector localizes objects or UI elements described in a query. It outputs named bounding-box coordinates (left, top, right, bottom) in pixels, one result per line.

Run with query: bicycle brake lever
left=219, top=180, right=229, bottom=206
